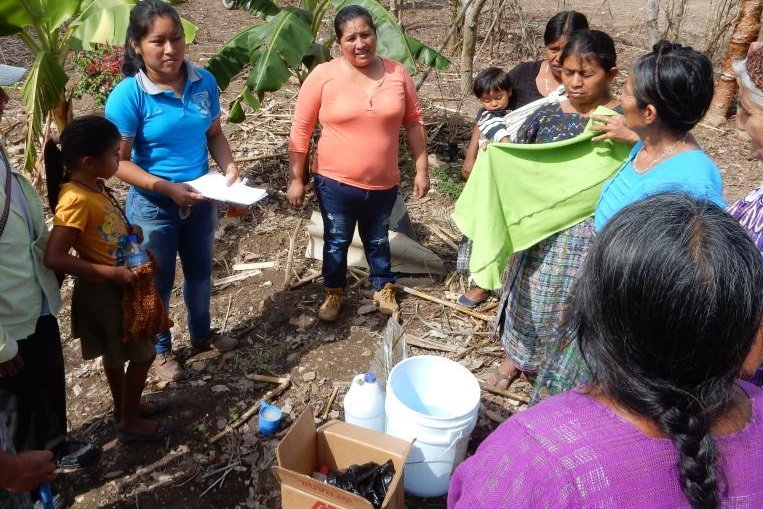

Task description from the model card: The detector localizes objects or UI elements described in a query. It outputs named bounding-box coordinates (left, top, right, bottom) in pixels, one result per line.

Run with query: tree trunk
left=645, top=0, right=660, bottom=47
left=706, top=0, right=763, bottom=125
left=390, top=0, right=401, bottom=23
left=460, top=0, right=488, bottom=94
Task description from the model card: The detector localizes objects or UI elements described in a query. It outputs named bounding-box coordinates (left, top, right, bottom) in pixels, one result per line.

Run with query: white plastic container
left=343, top=372, right=386, bottom=432
left=385, top=355, right=480, bottom=498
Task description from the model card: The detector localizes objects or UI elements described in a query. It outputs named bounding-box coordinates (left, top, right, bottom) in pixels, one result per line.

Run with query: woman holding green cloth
left=485, top=30, right=637, bottom=390
left=527, top=41, right=724, bottom=403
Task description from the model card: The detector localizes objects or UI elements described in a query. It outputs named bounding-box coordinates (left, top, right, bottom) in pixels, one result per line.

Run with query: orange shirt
left=288, top=58, right=424, bottom=190
left=53, top=183, right=129, bottom=266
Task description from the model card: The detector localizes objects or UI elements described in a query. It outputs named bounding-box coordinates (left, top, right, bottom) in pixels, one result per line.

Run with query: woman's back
left=449, top=381, right=763, bottom=508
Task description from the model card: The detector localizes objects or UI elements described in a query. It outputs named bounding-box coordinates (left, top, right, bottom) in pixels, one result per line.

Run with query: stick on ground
left=396, top=285, right=493, bottom=322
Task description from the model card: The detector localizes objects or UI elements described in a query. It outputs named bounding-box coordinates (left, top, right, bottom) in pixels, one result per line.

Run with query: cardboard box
left=273, top=408, right=412, bottom=509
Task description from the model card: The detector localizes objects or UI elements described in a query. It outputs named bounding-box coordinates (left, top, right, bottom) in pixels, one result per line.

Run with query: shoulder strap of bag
left=0, top=147, right=13, bottom=238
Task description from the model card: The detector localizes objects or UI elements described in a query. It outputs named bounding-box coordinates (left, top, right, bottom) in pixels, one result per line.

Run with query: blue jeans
left=126, top=189, right=216, bottom=354
left=314, top=174, right=397, bottom=291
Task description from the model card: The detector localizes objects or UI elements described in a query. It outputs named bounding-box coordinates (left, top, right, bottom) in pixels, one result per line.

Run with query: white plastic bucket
left=384, top=355, right=480, bottom=498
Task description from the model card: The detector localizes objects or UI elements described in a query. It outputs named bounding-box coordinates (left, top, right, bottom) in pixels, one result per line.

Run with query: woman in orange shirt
left=287, top=5, right=429, bottom=322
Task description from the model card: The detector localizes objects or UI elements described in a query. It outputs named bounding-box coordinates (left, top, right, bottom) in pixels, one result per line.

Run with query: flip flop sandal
left=483, top=364, right=520, bottom=390
left=457, top=293, right=489, bottom=309
left=55, top=440, right=101, bottom=469
left=117, top=418, right=173, bottom=445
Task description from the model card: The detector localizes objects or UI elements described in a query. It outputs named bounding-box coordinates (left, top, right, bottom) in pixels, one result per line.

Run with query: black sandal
left=54, top=440, right=101, bottom=469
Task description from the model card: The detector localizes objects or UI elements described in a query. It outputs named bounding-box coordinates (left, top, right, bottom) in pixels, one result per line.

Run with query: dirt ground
left=1, top=0, right=762, bottom=507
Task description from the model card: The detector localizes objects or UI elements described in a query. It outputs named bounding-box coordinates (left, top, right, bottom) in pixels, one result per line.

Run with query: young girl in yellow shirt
left=43, top=116, right=171, bottom=443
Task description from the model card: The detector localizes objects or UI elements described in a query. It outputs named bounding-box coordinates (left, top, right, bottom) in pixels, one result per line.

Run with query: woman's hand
left=414, top=171, right=430, bottom=198
left=590, top=114, right=639, bottom=143
left=109, top=266, right=138, bottom=286
left=287, top=180, right=306, bottom=207
left=224, top=164, right=240, bottom=186
left=167, top=182, right=205, bottom=207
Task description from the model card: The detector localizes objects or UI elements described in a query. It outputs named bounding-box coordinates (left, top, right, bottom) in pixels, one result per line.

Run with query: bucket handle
left=406, top=429, right=465, bottom=465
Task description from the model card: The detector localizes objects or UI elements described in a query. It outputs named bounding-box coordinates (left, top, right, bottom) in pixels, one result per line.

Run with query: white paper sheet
left=184, top=172, right=268, bottom=205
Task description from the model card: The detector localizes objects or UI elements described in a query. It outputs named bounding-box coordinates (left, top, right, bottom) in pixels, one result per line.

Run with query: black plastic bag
left=326, top=460, right=395, bottom=509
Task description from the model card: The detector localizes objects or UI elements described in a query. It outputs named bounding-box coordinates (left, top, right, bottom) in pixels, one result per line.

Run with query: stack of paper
left=184, top=172, right=268, bottom=206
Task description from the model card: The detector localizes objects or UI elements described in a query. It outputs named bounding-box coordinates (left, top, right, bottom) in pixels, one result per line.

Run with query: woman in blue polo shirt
left=106, top=0, right=239, bottom=381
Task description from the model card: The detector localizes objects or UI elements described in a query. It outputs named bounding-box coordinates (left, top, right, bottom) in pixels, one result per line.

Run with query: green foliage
left=207, top=0, right=450, bottom=123
left=432, top=165, right=465, bottom=200
left=0, top=0, right=197, bottom=174
left=72, top=45, right=124, bottom=106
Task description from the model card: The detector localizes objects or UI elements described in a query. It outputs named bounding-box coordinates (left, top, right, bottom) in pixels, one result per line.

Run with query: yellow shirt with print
left=53, top=183, right=129, bottom=266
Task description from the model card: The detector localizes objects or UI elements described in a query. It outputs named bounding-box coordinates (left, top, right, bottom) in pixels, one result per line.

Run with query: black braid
left=657, top=404, right=719, bottom=509
left=568, top=193, right=763, bottom=509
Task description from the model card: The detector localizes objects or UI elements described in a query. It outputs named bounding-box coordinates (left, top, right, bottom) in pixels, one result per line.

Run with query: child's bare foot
left=484, top=359, right=520, bottom=390
left=117, top=417, right=173, bottom=444
left=118, top=417, right=160, bottom=435
left=458, top=287, right=490, bottom=308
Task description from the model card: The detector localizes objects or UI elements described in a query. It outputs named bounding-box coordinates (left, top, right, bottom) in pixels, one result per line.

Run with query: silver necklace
left=635, top=134, right=689, bottom=173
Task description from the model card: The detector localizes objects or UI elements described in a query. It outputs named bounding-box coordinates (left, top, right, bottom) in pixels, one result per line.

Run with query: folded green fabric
left=452, top=107, right=631, bottom=290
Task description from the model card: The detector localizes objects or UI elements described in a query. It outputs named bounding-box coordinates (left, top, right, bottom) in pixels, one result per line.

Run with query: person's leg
left=314, top=175, right=362, bottom=290
left=0, top=391, right=33, bottom=509
left=103, top=367, right=125, bottom=421
left=118, top=359, right=158, bottom=434
left=357, top=187, right=398, bottom=291
left=126, top=190, right=180, bottom=355
left=0, top=317, right=66, bottom=452
left=31, top=316, right=66, bottom=451
left=177, top=200, right=216, bottom=344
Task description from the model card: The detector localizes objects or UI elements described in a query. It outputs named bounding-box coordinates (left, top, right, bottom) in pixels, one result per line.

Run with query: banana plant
left=206, top=0, right=450, bottom=123
left=0, top=0, right=196, bottom=176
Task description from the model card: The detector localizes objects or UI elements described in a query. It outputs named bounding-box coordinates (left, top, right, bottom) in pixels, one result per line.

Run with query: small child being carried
left=461, top=67, right=513, bottom=180
left=457, top=68, right=512, bottom=308
left=43, top=116, right=172, bottom=444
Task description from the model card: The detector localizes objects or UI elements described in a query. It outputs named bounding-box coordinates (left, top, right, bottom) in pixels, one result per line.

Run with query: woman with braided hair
left=449, top=193, right=763, bottom=508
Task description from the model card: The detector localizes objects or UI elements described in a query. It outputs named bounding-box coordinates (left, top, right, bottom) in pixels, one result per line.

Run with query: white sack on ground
left=305, top=211, right=444, bottom=275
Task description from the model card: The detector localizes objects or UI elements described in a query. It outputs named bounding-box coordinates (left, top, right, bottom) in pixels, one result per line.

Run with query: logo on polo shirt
left=192, top=91, right=211, bottom=116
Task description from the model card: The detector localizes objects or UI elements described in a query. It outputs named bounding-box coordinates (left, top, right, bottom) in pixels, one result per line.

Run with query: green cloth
left=452, top=109, right=631, bottom=290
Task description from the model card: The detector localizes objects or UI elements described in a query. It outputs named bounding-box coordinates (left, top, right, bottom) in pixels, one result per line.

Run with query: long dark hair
left=631, top=40, right=714, bottom=134
left=544, top=10, right=589, bottom=45
left=567, top=193, right=763, bottom=509
left=333, top=5, right=376, bottom=39
left=560, top=29, right=617, bottom=72
left=122, top=0, right=183, bottom=76
left=44, top=116, right=121, bottom=212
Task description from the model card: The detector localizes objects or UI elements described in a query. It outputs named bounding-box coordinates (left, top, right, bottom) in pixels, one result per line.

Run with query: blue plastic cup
left=259, top=403, right=283, bottom=436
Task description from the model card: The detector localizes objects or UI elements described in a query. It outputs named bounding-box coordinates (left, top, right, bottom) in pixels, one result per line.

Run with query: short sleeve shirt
left=105, top=62, right=221, bottom=183
left=595, top=142, right=726, bottom=231
left=508, top=60, right=543, bottom=110
left=53, top=183, right=129, bottom=266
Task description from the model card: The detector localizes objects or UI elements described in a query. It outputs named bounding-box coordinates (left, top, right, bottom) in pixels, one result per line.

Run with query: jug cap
left=363, top=372, right=377, bottom=383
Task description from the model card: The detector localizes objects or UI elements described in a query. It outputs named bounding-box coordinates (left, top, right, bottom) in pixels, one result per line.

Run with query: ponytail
left=43, top=139, right=68, bottom=212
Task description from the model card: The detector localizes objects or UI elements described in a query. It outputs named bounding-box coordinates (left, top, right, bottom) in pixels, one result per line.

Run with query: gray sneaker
left=154, top=352, right=183, bottom=381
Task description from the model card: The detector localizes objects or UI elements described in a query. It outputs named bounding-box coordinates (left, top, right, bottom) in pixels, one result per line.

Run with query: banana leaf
left=69, top=0, right=197, bottom=50
left=0, top=0, right=79, bottom=36
left=232, top=0, right=281, bottom=20
left=207, top=8, right=313, bottom=122
left=20, top=50, right=68, bottom=175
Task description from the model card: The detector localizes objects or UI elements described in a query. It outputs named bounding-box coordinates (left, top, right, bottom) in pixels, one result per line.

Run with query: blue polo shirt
left=105, top=61, right=221, bottom=183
